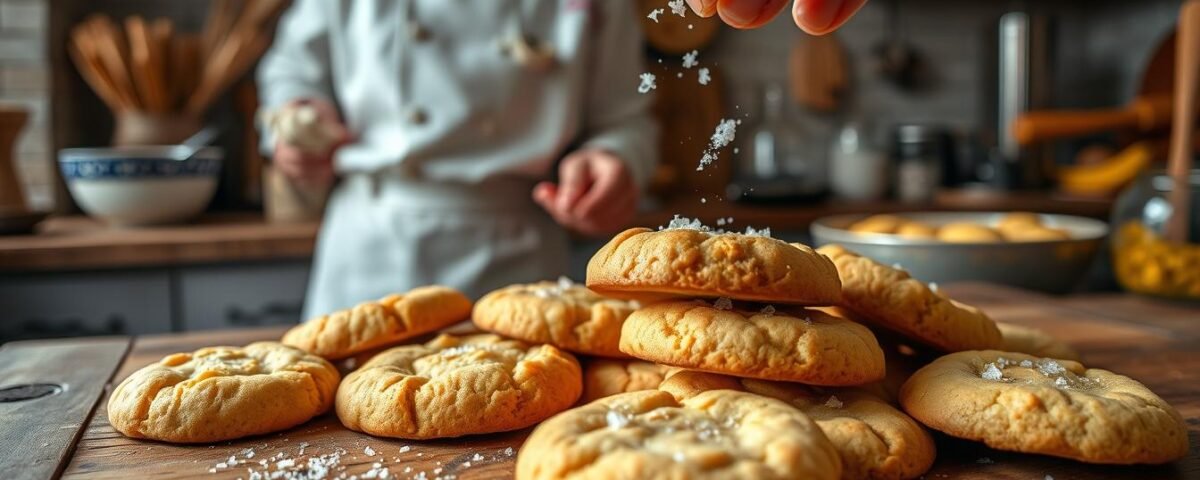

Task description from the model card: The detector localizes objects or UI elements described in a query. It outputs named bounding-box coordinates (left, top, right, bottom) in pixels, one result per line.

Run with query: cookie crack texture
left=586, top=228, right=840, bottom=305
left=472, top=282, right=638, bottom=358
left=900, top=350, right=1189, bottom=464
left=283, top=286, right=472, bottom=360
left=107, top=342, right=340, bottom=443
left=336, top=334, right=581, bottom=439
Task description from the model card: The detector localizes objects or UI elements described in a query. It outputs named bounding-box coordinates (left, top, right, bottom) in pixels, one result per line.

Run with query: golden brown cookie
left=996, top=211, right=1042, bottom=230
left=336, top=333, right=581, bottom=439
left=849, top=214, right=905, bottom=234
left=661, top=371, right=936, bottom=480
left=107, top=342, right=339, bottom=443
left=900, top=351, right=1188, bottom=464
left=516, top=389, right=842, bottom=480
left=581, top=359, right=678, bottom=403
left=586, top=226, right=841, bottom=305
left=473, top=278, right=639, bottom=357
left=1001, top=225, right=1071, bottom=242
left=997, top=322, right=1080, bottom=361
left=818, top=244, right=1003, bottom=352
left=936, top=222, right=1003, bottom=243
left=620, top=300, right=885, bottom=385
left=282, top=285, right=472, bottom=360
left=895, top=221, right=937, bottom=240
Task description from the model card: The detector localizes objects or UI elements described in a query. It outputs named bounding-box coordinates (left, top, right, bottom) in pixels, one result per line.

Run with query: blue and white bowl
left=58, top=146, right=223, bottom=226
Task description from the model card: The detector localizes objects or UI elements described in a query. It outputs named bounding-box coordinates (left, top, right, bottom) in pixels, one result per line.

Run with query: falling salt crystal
left=668, top=0, right=687, bottom=16
left=700, top=197, right=707, bottom=203
left=713, top=297, right=733, bottom=310
left=697, top=119, right=739, bottom=171
left=637, top=73, right=657, bottom=94
left=557, top=276, right=574, bottom=291
left=928, top=282, right=939, bottom=292
left=688, top=24, right=694, bottom=29
left=760, top=305, right=776, bottom=315
left=716, top=217, right=726, bottom=226
left=682, top=50, right=699, bottom=69
left=732, top=147, right=739, bottom=154
left=824, top=396, right=843, bottom=409
left=1045, top=475, right=1054, bottom=480
left=981, top=363, right=1004, bottom=381
left=892, top=263, right=904, bottom=270
left=364, top=446, right=376, bottom=456
left=606, top=409, right=631, bottom=430
left=676, top=72, right=683, bottom=78
left=647, top=8, right=664, bottom=22
left=698, top=67, right=712, bottom=85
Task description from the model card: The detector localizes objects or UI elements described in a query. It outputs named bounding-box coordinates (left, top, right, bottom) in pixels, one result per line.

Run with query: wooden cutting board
left=1, top=284, right=1197, bottom=479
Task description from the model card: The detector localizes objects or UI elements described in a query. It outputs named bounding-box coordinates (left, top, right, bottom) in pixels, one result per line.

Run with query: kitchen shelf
left=0, top=189, right=1113, bottom=273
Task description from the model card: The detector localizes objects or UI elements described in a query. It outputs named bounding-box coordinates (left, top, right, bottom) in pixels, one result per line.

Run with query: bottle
left=830, top=121, right=887, bottom=201
left=732, top=84, right=826, bottom=200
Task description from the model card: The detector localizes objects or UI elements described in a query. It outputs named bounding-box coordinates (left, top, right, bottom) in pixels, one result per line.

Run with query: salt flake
left=606, top=409, right=632, bottom=430
left=637, top=73, right=657, bottom=94
left=363, top=446, right=376, bottom=457
left=668, top=0, right=687, bottom=17
left=698, top=67, right=712, bottom=85
left=697, top=119, right=738, bottom=171
left=682, top=50, right=699, bottom=69
left=647, top=8, right=664, bottom=22
left=824, top=396, right=844, bottom=409
left=981, top=363, right=1004, bottom=381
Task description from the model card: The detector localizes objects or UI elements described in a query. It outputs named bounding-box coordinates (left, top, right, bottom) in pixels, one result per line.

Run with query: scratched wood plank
left=59, top=285, right=1200, bottom=480
left=0, top=336, right=130, bottom=480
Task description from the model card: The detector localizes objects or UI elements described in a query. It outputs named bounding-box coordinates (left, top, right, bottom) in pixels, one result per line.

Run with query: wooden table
left=1, top=283, right=1195, bottom=480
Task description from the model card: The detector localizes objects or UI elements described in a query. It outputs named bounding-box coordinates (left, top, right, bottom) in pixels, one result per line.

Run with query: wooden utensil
left=789, top=33, right=848, bottom=112
left=1165, top=0, right=1199, bottom=243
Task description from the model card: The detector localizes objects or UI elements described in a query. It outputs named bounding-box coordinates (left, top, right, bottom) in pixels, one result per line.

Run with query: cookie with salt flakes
left=619, top=300, right=884, bottom=386
left=580, top=358, right=678, bottom=403
left=586, top=220, right=841, bottom=305
left=473, top=277, right=639, bottom=358
left=516, top=389, right=842, bottom=480
left=661, top=370, right=936, bottom=480
left=900, top=350, right=1188, bottom=465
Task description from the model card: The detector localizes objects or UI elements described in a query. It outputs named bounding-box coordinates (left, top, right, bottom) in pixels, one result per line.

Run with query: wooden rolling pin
left=1012, top=93, right=1174, bottom=146
left=1165, top=0, right=1199, bottom=243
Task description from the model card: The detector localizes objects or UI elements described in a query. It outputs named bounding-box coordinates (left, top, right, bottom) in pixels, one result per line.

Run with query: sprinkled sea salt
left=743, top=226, right=772, bottom=237
left=606, top=409, right=632, bottom=430
left=471, top=453, right=485, bottom=462
left=666, top=215, right=705, bottom=231
left=638, top=73, right=657, bottom=94
left=1037, top=360, right=1066, bottom=376
left=682, top=50, right=699, bottom=69
left=824, top=396, right=843, bottom=409
left=668, top=0, right=687, bottom=17
left=713, top=297, right=733, bottom=310
left=1054, top=377, right=1069, bottom=388
left=275, top=459, right=295, bottom=469
left=399, top=445, right=411, bottom=453
left=981, top=363, right=1004, bottom=381
left=892, top=263, right=904, bottom=271
left=928, top=282, right=939, bottom=292
left=647, top=8, right=664, bottom=22
left=698, top=67, right=711, bottom=85
left=504, top=447, right=515, bottom=457
left=363, top=446, right=376, bottom=457
left=697, top=119, right=739, bottom=171
left=1019, top=360, right=1033, bottom=368
left=673, top=451, right=686, bottom=463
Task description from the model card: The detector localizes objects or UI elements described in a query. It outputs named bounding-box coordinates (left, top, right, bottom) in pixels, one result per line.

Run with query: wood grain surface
left=0, top=337, right=130, bottom=480
left=32, top=284, right=1200, bottom=479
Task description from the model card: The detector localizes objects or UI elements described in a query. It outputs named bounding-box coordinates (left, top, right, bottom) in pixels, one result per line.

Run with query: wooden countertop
left=0, top=283, right=1194, bottom=479
left=0, top=189, right=1112, bottom=272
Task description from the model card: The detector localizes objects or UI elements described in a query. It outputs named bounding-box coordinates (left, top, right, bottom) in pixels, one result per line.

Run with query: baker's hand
left=271, top=98, right=351, bottom=186
left=686, top=0, right=867, bottom=34
left=533, top=149, right=638, bottom=236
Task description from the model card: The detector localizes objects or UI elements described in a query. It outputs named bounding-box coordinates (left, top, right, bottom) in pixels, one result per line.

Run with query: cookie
left=997, top=322, right=1080, bottom=361
left=900, top=351, right=1188, bottom=464
left=282, top=285, right=472, bottom=360
left=996, top=212, right=1042, bottom=231
left=581, top=358, right=678, bottom=403
left=1001, top=225, right=1071, bottom=242
left=817, top=245, right=1003, bottom=352
left=336, top=333, right=581, bottom=439
left=895, top=221, right=937, bottom=240
left=936, top=222, right=1003, bottom=243
left=107, top=342, right=339, bottom=443
left=586, top=226, right=841, bottom=305
left=619, top=300, right=885, bottom=385
left=661, top=371, right=936, bottom=480
left=473, top=277, right=639, bottom=357
left=849, top=214, right=905, bottom=234
left=516, top=389, right=842, bottom=480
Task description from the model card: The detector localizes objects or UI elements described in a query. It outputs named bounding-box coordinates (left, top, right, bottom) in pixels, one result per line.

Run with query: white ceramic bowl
left=58, top=146, right=222, bottom=226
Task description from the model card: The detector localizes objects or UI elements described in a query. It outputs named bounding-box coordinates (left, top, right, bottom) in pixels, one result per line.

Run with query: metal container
left=811, top=212, right=1108, bottom=293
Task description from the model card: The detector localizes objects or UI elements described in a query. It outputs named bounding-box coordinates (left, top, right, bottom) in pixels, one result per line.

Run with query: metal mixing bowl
left=810, top=212, right=1109, bottom=293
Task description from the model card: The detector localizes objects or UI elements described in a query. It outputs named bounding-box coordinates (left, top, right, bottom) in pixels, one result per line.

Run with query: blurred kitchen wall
left=0, top=0, right=50, bottom=211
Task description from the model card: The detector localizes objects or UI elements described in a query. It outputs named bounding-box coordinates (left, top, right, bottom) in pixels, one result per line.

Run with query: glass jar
left=1110, top=169, right=1200, bottom=300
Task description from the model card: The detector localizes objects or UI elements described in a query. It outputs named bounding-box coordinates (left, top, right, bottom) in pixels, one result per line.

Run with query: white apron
left=257, top=0, right=657, bottom=317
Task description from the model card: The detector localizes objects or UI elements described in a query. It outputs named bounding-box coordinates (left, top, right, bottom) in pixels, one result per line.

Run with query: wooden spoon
left=1165, top=0, right=1199, bottom=243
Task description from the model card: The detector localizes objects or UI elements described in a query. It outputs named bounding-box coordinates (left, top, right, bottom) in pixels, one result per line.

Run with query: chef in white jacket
left=258, top=0, right=657, bottom=318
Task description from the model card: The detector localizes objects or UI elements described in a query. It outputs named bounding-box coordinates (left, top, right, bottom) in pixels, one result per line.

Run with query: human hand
left=270, top=98, right=351, bottom=186
left=532, top=149, right=638, bottom=236
left=686, top=0, right=867, bottom=34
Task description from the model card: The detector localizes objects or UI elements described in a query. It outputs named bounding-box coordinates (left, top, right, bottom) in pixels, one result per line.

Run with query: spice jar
left=1110, top=169, right=1200, bottom=300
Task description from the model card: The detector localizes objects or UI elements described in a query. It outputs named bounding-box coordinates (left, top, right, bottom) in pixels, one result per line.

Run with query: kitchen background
left=0, top=0, right=1189, bottom=341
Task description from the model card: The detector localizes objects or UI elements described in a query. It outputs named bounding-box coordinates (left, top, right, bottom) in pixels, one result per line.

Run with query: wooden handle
left=1166, top=0, right=1200, bottom=243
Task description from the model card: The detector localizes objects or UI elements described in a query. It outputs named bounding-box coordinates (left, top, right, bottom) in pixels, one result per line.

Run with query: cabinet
left=0, top=270, right=172, bottom=341
left=178, top=261, right=309, bottom=331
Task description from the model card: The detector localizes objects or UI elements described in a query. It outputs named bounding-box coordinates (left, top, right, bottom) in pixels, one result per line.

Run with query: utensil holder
left=112, top=111, right=201, bottom=146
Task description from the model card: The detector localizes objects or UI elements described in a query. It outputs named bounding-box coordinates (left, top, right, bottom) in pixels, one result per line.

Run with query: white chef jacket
left=258, top=0, right=658, bottom=318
